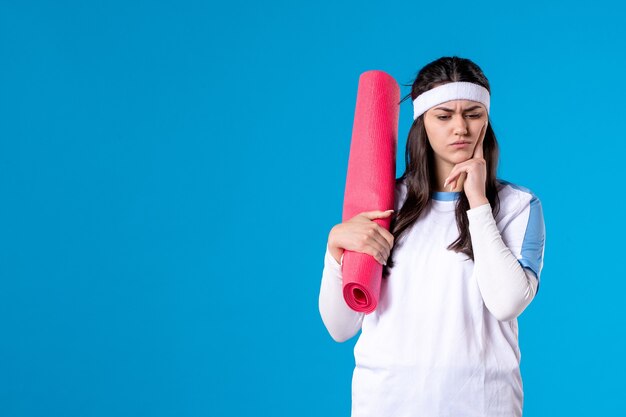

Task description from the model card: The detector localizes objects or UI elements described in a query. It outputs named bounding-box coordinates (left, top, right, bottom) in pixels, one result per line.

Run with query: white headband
left=412, top=81, right=490, bottom=120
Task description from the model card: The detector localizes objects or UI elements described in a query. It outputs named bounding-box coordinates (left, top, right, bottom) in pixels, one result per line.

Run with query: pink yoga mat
left=342, top=70, right=399, bottom=314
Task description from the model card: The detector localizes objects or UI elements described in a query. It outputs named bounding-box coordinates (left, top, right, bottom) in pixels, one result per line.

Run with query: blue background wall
left=1, top=0, right=624, bottom=415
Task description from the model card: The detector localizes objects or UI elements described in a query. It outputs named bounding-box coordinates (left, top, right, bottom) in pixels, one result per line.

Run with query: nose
left=453, top=115, right=468, bottom=136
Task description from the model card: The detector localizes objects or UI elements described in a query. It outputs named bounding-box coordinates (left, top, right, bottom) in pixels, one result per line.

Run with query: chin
left=449, top=153, right=471, bottom=163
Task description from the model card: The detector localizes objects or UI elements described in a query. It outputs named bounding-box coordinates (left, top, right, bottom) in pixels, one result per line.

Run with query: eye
left=436, top=113, right=482, bottom=120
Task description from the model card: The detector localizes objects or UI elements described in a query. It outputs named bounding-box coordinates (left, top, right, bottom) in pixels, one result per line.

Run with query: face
left=423, top=99, right=488, bottom=169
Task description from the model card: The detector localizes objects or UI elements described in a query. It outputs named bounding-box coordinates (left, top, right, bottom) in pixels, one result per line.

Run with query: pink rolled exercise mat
left=341, top=70, right=399, bottom=314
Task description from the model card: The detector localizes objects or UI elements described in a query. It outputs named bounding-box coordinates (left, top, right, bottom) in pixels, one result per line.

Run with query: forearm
left=467, top=203, right=538, bottom=321
left=318, top=244, right=364, bottom=342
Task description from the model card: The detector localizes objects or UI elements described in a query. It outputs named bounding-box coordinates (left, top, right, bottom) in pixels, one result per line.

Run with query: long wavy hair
left=382, top=56, right=501, bottom=278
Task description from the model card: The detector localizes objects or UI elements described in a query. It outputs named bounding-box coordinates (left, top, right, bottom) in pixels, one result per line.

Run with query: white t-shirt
left=319, top=178, right=546, bottom=417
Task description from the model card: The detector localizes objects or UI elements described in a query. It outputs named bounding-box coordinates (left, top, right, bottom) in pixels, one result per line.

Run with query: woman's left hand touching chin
left=443, top=121, right=490, bottom=209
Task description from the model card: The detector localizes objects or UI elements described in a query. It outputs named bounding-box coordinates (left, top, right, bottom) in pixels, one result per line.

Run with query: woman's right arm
left=318, top=242, right=365, bottom=343
left=318, top=210, right=394, bottom=342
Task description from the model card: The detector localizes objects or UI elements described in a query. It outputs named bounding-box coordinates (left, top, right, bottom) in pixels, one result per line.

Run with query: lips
left=451, top=141, right=470, bottom=145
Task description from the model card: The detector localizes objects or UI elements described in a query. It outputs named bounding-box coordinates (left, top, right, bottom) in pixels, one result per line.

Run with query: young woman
left=318, top=56, right=546, bottom=417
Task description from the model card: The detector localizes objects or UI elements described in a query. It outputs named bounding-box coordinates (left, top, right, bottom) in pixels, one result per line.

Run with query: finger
left=453, top=171, right=468, bottom=191
left=472, top=121, right=487, bottom=159
left=359, top=209, right=394, bottom=221
left=369, top=231, right=392, bottom=262
left=444, top=172, right=458, bottom=190
left=377, top=225, right=395, bottom=249
left=473, top=121, right=488, bottom=159
left=366, top=218, right=394, bottom=248
left=444, top=163, right=465, bottom=189
left=443, top=166, right=456, bottom=189
left=447, top=165, right=473, bottom=191
left=360, top=225, right=392, bottom=263
left=450, top=177, right=457, bottom=191
left=364, top=239, right=388, bottom=265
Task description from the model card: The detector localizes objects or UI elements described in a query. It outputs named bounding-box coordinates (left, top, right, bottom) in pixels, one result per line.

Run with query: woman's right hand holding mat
left=327, top=209, right=395, bottom=267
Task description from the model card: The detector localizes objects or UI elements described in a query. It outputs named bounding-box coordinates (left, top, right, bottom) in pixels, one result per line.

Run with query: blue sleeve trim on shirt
left=497, top=179, right=546, bottom=295
left=520, top=195, right=545, bottom=293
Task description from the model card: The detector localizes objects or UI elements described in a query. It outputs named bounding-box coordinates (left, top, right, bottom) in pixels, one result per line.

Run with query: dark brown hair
left=382, top=56, right=501, bottom=278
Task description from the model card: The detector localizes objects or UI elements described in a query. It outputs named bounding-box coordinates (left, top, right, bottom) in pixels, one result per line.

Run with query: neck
left=434, top=159, right=456, bottom=192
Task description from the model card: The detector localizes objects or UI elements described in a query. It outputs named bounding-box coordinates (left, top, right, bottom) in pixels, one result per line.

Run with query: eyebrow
left=433, top=105, right=483, bottom=112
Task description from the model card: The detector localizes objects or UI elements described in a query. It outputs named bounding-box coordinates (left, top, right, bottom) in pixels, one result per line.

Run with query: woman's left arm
left=467, top=202, right=541, bottom=322
left=444, top=120, right=545, bottom=321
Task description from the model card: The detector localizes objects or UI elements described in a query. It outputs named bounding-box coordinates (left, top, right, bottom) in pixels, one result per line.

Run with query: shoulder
left=497, top=178, right=541, bottom=204
left=495, top=178, right=543, bottom=221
